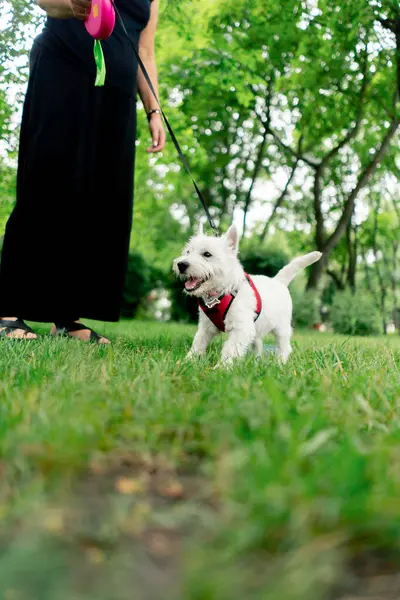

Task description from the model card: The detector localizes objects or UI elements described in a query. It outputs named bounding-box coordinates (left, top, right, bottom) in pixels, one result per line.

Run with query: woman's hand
left=69, top=0, right=92, bottom=20
left=36, top=0, right=91, bottom=19
left=147, top=114, right=166, bottom=153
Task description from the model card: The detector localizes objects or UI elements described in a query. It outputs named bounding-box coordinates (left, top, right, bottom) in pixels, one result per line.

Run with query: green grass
left=0, top=321, right=399, bottom=600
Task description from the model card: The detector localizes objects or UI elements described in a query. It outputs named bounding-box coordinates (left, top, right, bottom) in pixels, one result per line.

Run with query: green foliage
left=330, top=289, right=381, bottom=336
left=0, top=162, right=16, bottom=236
left=121, top=252, right=162, bottom=318
left=0, top=2, right=44, bottom=156
left=156, top=0, right=399, bottom=223
left=239, top=243, right=288, bottom=278
left=291, top=289, right=320, bottom=328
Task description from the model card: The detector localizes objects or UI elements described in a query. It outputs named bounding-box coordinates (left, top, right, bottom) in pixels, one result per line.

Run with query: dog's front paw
left=185, top=351, right=198, bottom=362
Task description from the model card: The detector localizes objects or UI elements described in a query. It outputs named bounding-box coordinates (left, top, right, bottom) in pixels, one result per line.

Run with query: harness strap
left=199, top=273, right=262, bottom=332
left=245, top=274, right=262, bottom=321
left=199, top=293, right=235, bottom=332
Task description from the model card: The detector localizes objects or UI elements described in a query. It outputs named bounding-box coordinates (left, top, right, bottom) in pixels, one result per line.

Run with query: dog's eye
left=203, top=251, right=212, bottom=258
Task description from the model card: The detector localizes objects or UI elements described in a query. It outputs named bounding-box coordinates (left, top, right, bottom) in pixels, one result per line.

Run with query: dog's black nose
left=177, top=261, right=189, bottom=273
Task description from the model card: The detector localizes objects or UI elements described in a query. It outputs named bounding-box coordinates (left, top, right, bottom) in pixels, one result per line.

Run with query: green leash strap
left=93, top=39, right=106, bottom=86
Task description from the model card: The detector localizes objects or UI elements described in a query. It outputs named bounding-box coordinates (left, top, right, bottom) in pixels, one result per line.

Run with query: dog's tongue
left=185, top=277, right=201, bottom=291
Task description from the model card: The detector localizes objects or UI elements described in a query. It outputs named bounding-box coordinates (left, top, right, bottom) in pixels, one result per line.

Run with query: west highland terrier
left=173, top=223, right=322, bottom=367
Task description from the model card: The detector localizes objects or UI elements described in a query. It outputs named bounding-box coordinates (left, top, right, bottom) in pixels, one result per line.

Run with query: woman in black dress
left=0, top=0, right=165, bottom=341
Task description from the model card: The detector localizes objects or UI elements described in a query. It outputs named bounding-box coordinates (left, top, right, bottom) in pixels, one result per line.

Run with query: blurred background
left=1, top=0, right=399, bottom=336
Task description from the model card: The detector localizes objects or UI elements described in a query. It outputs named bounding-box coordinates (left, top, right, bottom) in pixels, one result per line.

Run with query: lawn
left=0, top=321, right=399, bottom=600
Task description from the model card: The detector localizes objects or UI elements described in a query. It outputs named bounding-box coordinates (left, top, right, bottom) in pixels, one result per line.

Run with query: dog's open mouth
left=184, top=277, right=205, bottom=292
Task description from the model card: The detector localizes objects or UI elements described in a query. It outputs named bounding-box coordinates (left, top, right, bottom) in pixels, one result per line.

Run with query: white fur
left=173, top=225, right=322, bottom=367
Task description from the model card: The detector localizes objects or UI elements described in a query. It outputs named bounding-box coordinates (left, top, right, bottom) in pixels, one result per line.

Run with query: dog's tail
left=275, top=251, right=322, bottom=287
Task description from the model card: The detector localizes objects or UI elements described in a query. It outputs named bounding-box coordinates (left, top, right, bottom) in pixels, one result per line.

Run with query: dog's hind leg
left=274, top=326, right=292, bottom=364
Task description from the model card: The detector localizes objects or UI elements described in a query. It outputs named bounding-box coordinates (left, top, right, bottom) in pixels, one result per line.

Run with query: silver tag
left=204, top=297, right=221, bottom=309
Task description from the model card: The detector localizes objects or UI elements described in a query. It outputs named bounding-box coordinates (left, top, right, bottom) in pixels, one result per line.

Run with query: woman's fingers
left=70, top=0, right=91, bottom=20
left=158, top=125, right=166, bottom=150
left=147, top=118, right=166, bottom=153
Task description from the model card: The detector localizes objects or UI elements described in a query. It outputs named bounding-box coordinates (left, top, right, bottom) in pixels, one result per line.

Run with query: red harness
left=198, top=273, right=262, bottom=332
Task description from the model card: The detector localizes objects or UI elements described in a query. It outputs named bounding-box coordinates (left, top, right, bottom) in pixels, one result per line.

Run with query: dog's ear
left=224, top=224, right=239, bottom=254
left=196, top=222, right=204, bottom=236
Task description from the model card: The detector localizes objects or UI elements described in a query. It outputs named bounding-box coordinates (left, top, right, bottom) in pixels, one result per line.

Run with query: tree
left=159, top=0, right=400, bottom=288
left=358, top=189, right=400, bottom=334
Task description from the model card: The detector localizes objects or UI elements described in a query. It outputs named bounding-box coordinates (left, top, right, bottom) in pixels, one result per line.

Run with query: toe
left=9, top=329, right=37, bottom=339
left=5, top=329, right=22, bottom=339
left=11, top=329, right=24, bottom=339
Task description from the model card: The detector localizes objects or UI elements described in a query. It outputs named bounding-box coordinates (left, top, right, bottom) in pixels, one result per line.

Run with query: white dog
left=173, top=224, right=322, bottom=366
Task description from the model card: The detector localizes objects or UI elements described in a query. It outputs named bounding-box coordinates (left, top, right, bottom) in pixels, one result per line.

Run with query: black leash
left=110, top=0, right=219, bottom=235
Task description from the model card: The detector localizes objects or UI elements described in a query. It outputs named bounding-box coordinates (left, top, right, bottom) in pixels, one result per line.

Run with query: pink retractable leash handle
left=84, top=0, right=115, bottom=85
left=85, top=0, right=115, bottom=40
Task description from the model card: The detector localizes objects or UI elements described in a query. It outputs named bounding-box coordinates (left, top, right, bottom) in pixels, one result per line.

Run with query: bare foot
left=50, top=321, right=110, bottom=344
left=0, top=317, right=37, bottom=339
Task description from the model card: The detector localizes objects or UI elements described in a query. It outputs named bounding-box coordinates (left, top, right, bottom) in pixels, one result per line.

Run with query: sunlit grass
left=0, top=321, right=399, bottom=599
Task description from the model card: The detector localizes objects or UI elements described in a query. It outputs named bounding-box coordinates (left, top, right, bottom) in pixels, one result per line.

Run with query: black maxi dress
left=0, top=0, right=151, bottom=323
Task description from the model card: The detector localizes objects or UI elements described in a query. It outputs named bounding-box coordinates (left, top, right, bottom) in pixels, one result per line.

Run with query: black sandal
left=0, top=318, right=36, bottom=339
left=53, top=321, right=109, bottom=344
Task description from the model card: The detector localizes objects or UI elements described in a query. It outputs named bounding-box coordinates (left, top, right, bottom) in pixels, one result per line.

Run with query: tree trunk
left=372, top=204, right=387, bottom=335
left=313, top=165, right=325, bottom=250
left=326, top=269, right=345, bottom=290
left=390, top=196, right=400, bottom=333
left=374, top=256, right=388, bottom=336
left=242, top=127, right=268, bottom=238
left=346, top=221, right=358, bottom=292
left=378, top=285, right=387, bottom=335
left=360, top=247, right=372, bottom=293
left=307, top=118, right=399, bottom=290
left=259, top=160, right=298, bottom=242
